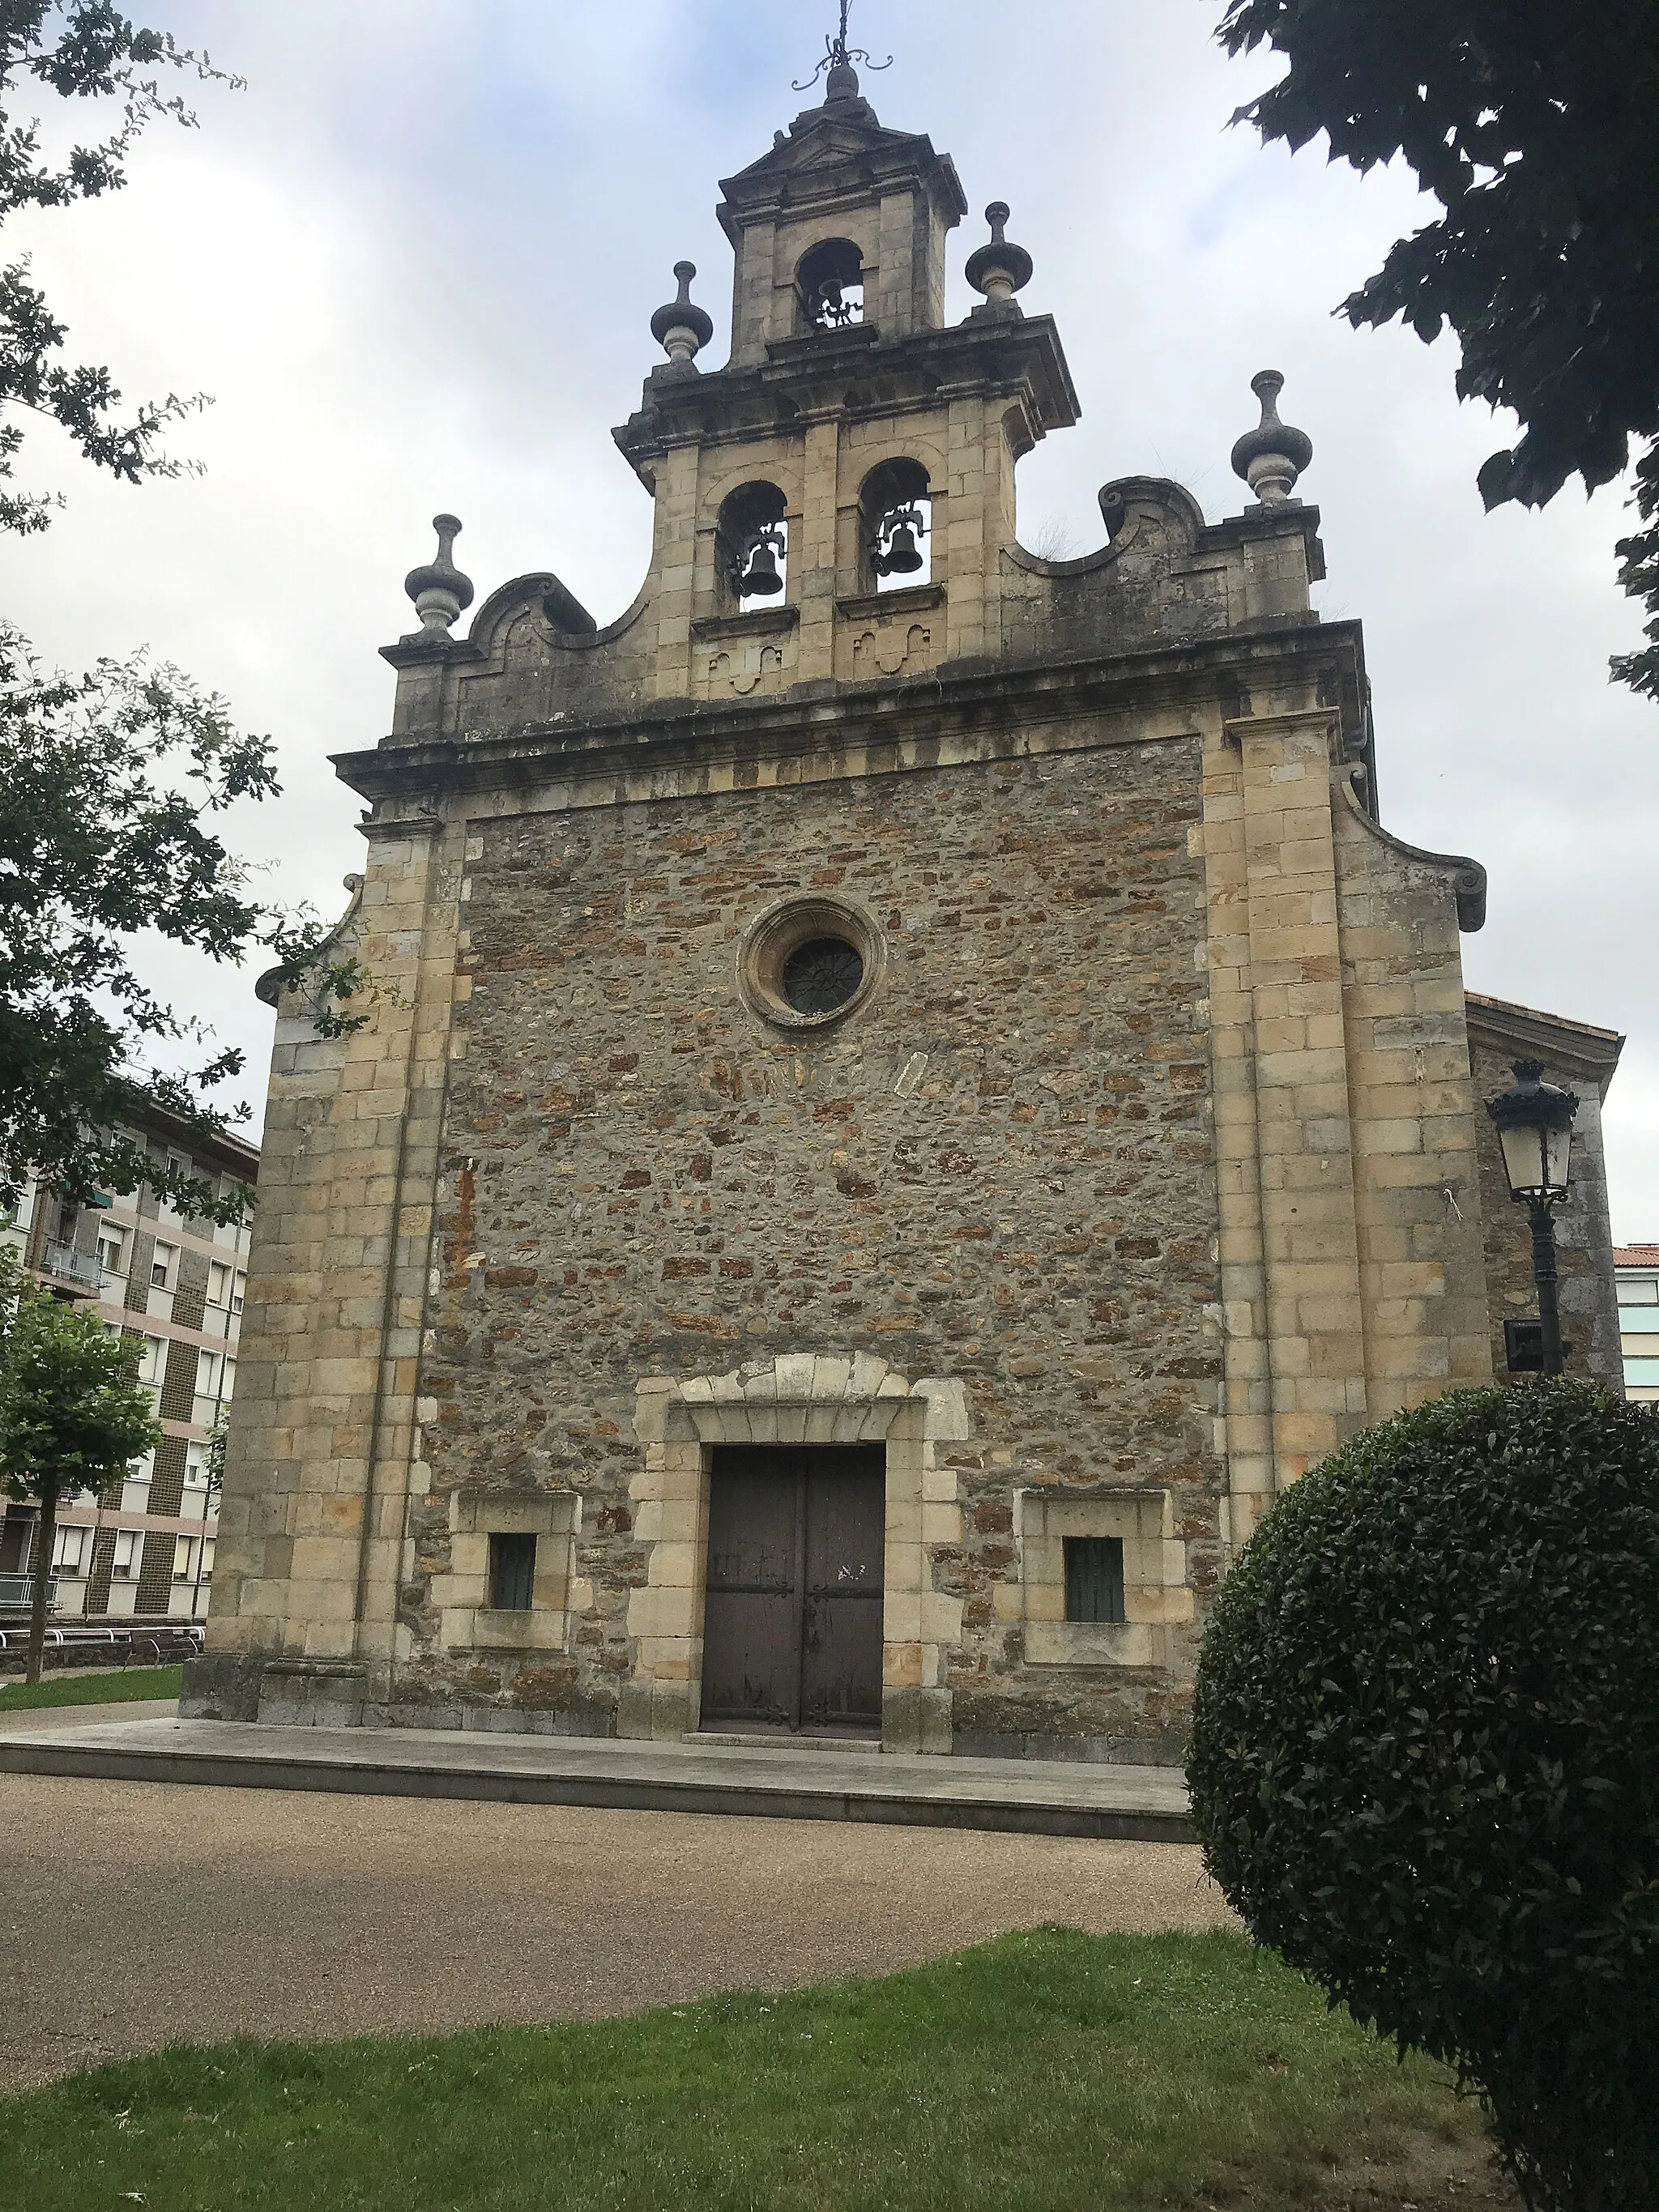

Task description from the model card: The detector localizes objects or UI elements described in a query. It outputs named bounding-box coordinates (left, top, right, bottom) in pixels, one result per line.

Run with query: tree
left=0, top=1259, right=160, bottom=1682
left=1188, top=1380, right=1659, bottom=2212
left=0, top=6, right=367, bottom=1223
left=0, top=2, right=229, bottom=535
left=0, top=628, right=278, bottom=1221
left=1217, top=0, right=1659, bottom=701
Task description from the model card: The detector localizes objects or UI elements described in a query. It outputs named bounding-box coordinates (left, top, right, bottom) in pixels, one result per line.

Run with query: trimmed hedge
left=1188, top=1379, right=1659, bottom=2212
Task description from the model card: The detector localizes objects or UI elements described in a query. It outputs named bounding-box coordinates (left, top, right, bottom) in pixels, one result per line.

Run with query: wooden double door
left=700, top=1446, right=885, bottom=1737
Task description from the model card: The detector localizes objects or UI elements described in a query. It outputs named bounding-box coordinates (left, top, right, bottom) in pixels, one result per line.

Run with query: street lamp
left=1486, top=1059, right=1580, bottom=1378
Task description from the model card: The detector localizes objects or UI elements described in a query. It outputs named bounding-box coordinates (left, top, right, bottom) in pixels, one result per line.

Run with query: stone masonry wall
left=408, top=731, right=1224, bottom=1755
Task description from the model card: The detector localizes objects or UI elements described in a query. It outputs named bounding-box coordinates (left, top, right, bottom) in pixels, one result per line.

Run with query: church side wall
left=184, top=827, right=466, bottom=1720
left=406, top=735, right=1225, bottom=1758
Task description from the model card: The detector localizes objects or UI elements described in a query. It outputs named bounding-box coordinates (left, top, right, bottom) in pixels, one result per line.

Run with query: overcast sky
left=7, top=2, right=1656, bottom=1237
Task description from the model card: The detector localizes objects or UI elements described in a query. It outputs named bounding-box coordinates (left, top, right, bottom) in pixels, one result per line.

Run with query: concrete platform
left=0, top=1715, right=1194, bottom=1842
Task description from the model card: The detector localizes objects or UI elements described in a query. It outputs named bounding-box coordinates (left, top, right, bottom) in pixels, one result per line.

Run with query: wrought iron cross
left=794, top=0, right=892, bottom=89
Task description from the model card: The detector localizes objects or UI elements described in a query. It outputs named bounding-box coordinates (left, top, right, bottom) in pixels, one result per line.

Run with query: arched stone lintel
left=633, top=1353, right=970, bottom=1449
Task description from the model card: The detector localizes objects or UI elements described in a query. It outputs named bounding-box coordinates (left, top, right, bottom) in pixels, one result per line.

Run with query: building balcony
left=39, top=1241, right=101, bottom=1292
left=0, top=1573, right=60, bottom=1615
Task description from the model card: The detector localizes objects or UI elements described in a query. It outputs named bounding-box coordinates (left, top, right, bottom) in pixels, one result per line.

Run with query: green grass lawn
left=0, top=1662, right=181, bottom=1712
left=0, top=1929, right=1487, bottom=2212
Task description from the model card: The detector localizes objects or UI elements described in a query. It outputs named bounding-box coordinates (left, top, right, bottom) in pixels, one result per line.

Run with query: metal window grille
left=1505, top=1318, right=1546, bottom=1372
left=1064, top=1536, right=1125, bottom=1625
left=488, top=1532, right=537, bottom=1612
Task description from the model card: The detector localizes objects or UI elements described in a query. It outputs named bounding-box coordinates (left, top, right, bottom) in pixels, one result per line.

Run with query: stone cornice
left=614, top=313, right=1078, bottom=488
left=689, top=605, right=801, bottom=645
left=834, top=582, right=945, bottom=622
left=332, top=619, right=1367, bottom=820
left=716, top=114, right=967, bottom=237
left=1465, top=991, right=1626, bottom=1093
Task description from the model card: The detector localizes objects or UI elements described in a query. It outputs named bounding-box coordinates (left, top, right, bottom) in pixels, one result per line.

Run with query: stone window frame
left=736, top=895, right=886, bottom=1034
left=627, top=1354, right=970, bottom=1754
left=435, top=1489, right=577, bottom=1655
left=1017, top=1487, right=1191, bottom=1669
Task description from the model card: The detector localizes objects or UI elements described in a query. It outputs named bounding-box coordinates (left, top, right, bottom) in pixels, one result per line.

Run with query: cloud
left=4, top=1, right=1653, bottom=1234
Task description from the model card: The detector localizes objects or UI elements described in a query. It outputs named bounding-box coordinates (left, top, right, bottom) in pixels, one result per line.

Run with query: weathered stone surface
left=401, top=736, right=1223, bottom=1745
left=187, top=67, right=1625, bottom=1760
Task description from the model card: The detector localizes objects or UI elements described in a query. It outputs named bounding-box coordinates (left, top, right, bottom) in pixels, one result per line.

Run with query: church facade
left=186, top=61, right=1623, bottom=1760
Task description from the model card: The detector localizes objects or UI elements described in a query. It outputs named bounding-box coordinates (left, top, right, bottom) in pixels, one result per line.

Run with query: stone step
left=0, top=1717, right=1195, bottom=1843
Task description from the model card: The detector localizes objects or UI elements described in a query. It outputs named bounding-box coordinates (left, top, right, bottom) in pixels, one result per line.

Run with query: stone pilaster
left=1207, top=708, right=1370, bottom=1536
left=186, top=820, right=464, bottom=1716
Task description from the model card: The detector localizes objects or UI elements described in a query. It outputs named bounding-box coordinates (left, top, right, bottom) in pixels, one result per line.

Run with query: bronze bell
left=874, top=502, right=927, bottom=577
left=882, top=519, right=924, bottom=575
left=740, top=531, right=784, bottom=597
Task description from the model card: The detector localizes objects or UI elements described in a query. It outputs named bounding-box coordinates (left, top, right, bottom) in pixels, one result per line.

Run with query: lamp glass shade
left=1496, top=1116, right=1572, bottom=1199
left=1488, top=1059, right=1579, bottom=1201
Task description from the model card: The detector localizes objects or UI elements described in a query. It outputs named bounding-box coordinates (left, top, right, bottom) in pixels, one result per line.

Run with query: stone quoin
left=185, top=55, right=1625, bottom=1758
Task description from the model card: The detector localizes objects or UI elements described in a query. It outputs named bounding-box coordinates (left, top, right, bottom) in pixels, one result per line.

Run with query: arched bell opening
left=796, top=239, right=865, bottom=333
left=716, top=481, right=790, bottom=612
left=859, top=458, right=932, bottom=594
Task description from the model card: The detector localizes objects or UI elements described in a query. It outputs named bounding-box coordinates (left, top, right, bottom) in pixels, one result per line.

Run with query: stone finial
left=1230, top=369, right=1314, bottom=507
left=964, top=202, right=1034, bottom=318
left=403, top=514, right=475, bottom=634
left=650, top=261, right=715, bottom=373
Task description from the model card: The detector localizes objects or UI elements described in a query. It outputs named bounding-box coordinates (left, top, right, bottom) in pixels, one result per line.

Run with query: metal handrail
left=0, top=1573, right=59, bottom=1613
left=0, top=1620, right=202, bottom=1656
left=39, top=1240, right=102, bottom=1291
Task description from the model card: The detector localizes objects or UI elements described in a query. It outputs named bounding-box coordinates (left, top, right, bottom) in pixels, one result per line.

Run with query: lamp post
left=1486, top=1059, right=1580, bottom=1378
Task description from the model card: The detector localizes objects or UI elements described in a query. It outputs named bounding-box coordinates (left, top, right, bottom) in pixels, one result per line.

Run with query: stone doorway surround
left=625, top=1354, right=971, bottom=1754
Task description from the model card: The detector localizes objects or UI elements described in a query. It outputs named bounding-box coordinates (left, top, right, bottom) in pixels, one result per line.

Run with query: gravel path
left=0, top=1763, right=1234, bottom=2093
left=0, top=1697, right=180, bottom=1735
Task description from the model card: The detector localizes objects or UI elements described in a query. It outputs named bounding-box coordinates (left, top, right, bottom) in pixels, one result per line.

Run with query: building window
left=52, top=1525, right=87, bottom=1575
left=173, top=1536, right=200, bottom=1582
left=137, top=1335, right=168, bottom=1387
left=111, top=1529, right=143, bottom=1580
left=1064, top=1536, right=1126, bottom=1626
left=207, top=1261, right=247, bottom=1314
left=738, top=896, right=885, bottom=1033
left=98, top=1225, right=128, bottom=1279
left=487, top=1532, right=537, bottom=1612
left=1505, top=1318, right=1546, bottom=1373
left=150, top=1240, right=177, bottom=1289
left=782, top=937, right=864, bottom=1016
left=213, top=1185, right=252, bottom=1255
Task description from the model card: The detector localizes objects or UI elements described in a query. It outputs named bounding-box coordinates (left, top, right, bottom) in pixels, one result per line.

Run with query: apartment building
left=0, top=1105, right=257, bottom=1621
left=1614, top=1246, right=1659, bottom=1404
